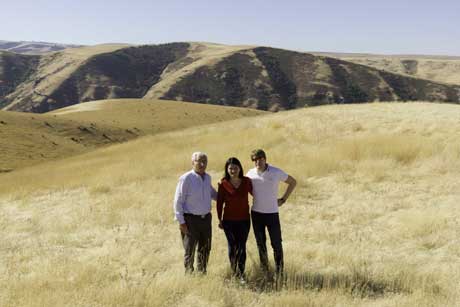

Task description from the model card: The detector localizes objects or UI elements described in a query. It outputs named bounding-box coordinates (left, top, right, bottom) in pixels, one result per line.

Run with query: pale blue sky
left=2, top=0, right=459, bottom=55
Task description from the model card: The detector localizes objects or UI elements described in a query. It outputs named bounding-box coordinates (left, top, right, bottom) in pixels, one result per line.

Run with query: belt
left=184, top=212, right=210, bottom=219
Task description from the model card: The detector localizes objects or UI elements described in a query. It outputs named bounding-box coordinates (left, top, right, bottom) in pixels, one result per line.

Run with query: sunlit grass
left=0, top=99, right=264, bottom=170
left=1, top=102, right=460, bottom=306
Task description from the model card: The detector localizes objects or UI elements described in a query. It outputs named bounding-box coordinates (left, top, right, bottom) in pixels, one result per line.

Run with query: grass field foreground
left=0, top=102, right=459, bottom=306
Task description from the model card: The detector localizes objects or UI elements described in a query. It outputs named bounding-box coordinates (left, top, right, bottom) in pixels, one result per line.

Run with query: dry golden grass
left=0, top=98, right=265, bottom=170
left=51, top=98, right=264, bottom=132
left=0, top=110, right=92, bottom=170
left=1, top=102, right=460, bottom=306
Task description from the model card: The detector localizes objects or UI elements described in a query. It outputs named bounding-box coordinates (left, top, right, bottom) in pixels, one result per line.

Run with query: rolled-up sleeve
left=173, top=177, right=187, bottom=224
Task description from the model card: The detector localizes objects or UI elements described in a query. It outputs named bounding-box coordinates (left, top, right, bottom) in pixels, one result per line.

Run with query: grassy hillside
left=143, top=42, right=255, bottom=100
left=0, top=98, right=265, bottom=170
left=0, top=51, right=40, bottom=108
left=3, top=42, right=460, bottom=113
left=34, top=43, right=192, bottom=113
left=0, top=102, right=459, bottom=306
left=163, top=47, right=460, bottom=110
left=318, top=53, right=460, bottom=85
left=3, top=44, right=130, bottom=112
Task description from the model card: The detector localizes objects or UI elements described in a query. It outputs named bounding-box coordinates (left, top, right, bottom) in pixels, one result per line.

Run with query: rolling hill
left=0, top=98, right=264, bottom=171
left=1, top=42, right=460, bottom=113
left=0, top=102, right=459, bottom=306
left=317, top=52, right=460, bottom=85
left=1, top=44, right=130, bottom=111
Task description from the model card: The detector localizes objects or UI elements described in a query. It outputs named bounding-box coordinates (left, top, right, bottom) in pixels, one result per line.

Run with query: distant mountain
left=1, top=42, right=460, bottom=113
left=0, top=40, right=83, bottom=55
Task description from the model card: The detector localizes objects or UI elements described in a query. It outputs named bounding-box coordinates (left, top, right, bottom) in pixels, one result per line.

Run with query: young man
left=246, top=149, right=297, bottom=277
left=173, top=152, right=217, bottom=274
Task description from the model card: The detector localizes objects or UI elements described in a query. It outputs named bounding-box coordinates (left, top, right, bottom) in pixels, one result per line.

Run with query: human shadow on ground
left=224, top=268, right=442, bottom=299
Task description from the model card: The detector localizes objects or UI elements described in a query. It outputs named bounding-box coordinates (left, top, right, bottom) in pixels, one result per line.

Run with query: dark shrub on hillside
left=222, top=67, right=244, bottom=106
left=324, top=58, right=369, bottom=103
left=0, top=52, right=40, bottom=104
left=254, top=48, right=298, bottom=109
left=379, top=71, right=420, bottom=101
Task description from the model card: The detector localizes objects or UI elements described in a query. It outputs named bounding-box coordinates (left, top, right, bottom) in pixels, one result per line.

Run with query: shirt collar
left=257, top=164, right=270, bottom=175
left=192, top=170, right=207, bottom=178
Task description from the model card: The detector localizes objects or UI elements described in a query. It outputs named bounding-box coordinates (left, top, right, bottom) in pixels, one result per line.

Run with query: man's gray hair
left=191, top=152, right=208, bottom=161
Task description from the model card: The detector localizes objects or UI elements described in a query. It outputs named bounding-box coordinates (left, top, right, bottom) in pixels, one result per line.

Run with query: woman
left=217, top=157, right=253, bottom=281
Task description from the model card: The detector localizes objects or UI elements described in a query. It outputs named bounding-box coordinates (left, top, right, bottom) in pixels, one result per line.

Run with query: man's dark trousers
left=181, top=213, right=212, bottom=273
left=251, top=210, right=283, bottom=274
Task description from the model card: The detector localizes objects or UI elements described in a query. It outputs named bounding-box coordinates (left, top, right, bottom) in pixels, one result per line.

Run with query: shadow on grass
left=239, top=268, right=442, bottom=299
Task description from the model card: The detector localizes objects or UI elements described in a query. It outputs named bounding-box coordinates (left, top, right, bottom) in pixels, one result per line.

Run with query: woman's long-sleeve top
left=216, top=176, right=253, bottom=221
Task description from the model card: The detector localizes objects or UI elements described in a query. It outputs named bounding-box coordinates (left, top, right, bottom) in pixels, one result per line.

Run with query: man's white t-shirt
left=246, top=165, right=288, bottom=213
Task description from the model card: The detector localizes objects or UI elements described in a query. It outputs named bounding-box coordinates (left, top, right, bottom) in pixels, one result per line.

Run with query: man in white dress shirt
left=173, top=152, right=217, bottom=274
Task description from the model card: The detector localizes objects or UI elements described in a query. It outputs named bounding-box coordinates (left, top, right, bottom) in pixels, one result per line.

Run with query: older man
left=246, top=149, right=297, bottom=277
left=173, top=152, right=217, bottom=274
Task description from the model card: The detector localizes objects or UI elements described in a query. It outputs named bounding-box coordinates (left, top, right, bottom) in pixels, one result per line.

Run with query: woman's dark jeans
left=222, top=219, right=250, bottom=276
